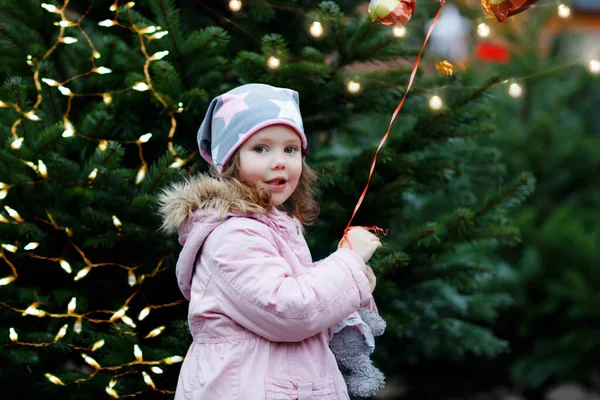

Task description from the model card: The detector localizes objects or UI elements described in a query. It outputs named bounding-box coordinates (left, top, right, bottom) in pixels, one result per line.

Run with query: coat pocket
left=265, top=375, right=337, bottom=400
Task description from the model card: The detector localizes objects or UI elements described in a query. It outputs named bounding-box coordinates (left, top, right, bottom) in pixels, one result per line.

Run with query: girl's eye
left=285, top=146, right=298, bottom=154
left=253, top=145, right=267, bottom=153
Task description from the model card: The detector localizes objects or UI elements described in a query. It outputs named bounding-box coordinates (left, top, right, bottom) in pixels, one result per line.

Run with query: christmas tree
left=0, top=0, right=534, bottom=398
left=464, top=2, right=600, bottom=395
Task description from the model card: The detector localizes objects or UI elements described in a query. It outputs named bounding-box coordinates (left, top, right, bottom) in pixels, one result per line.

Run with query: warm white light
left=393, top=25, right=407, bottom=38
left=38, top=160, right=48, bottom=177
left=557, top=4, right=571, bottom=18
left=93, top=51, right=101, bottom=59
left=142, top=371, right=156, bottom=389
left=121, top=314, right=137, bottom=327
left=128, top=270, right=136, bottom=286
left=135, top=165, right=147, bottom=184
left=112, top=215, right=122, bottom=228
left=56, top=20, right=76, bottom=27
left=58, top=86, right=72, bottom=96
left=347, top=80, right=361, bottom=93
left=59, top=259, right=72, bottom=273
left=11, top=138, right=23, bottom=149
left=91, top=339, right=105, bottom=351
left=74, top=318, right=83, bottom=333
left=61, top=37, right=78, bottom=44
left=24, top=242, right=39, bottom=250
left=151, top=50, right=169, bottom=60
left=68, top=297, right=77, bottom=314
left=429, top=95, right=443, bottom=110
left=110, top=306, right=128, bottom=322
left=81, top=353, right=101, bottom=369
left=169, top=158, right=184, bottom=168
left=25, top=111, right=40, bottom=121
left=138, top=133, right=152, bottom=143
left=42, top=78, right=59, bottom=86
left=4, top=206, right=23, bottom=222
left=229, top=0, right=242, bottom=12
left=0, top=190, right=7, bottom=200
left=138, top=26, right=157, bottom=34
left=310, top=21, right=323, bottom=37
left=98, top=19, right=116, bottom=27
left=149, top=31, right=169, bottom=40
left=54, top=324, right=68, bottom=341
left=508, top=83, right=523, bottom=98
left=45, top=373, right=66, bottom=386
left=164, top=356, right=184, bottom=364
left=589, top=59, right=600, bottom=74
left=267, top=56, right=280, bottom=69
left=0, top=100, right=8, bottom=107
left=134, top=345, right=143, bottom=361
left=132, top=82, right=149, bottom=91
left=145, top=326, right=165, bottom=338
left=95, top=66, right=112, bottom=74
left=1, top=244, right=17, bottom=253
left=98, top=140, right=109, bottom=151
left=138, top=306, right=151, bottom=321
left=125, top=2, right=135, bottom=8
left=88, top=168, right=98, bottom=181
left=477, top=23, right=490, bottom=38
left=74, top=266, right=91, bottom=281
left=102, top=93, right=112, bottom=104
left=151, top=366, right=163, bottom=374
left=0, top=276, right=16, bottom=285
left=62, top=121, right=75, bottom=138
left=41, top=3, right=59, bottom=12
left=9, top=327, right=18, bottom=341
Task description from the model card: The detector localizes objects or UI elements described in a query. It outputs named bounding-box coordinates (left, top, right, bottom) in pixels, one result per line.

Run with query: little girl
left=159, top=83, right=381, bottom=399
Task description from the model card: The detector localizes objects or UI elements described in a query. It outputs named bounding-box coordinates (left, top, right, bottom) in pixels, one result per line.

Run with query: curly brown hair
left=209, top=151, right=320, bottom=225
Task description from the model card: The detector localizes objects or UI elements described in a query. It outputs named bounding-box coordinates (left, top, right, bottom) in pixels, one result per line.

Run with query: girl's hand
left=338, top=227, right=382, bottom=263
left=365, top=265, right=376, bottom=293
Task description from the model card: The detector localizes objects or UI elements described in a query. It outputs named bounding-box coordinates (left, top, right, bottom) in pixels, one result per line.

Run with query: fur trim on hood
left=157, top=174, right=267, bottom=235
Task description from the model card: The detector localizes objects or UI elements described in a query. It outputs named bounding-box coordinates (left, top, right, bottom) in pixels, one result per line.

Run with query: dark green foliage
left=0, top=0, right=532, bottom=398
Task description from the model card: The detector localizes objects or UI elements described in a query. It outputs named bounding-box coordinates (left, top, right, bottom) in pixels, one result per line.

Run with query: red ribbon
left=341, top=1, right=446, bottom=247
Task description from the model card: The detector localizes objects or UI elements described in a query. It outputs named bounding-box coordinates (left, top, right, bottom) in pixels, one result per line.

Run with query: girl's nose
left=271, top=152, right=286, bottom=169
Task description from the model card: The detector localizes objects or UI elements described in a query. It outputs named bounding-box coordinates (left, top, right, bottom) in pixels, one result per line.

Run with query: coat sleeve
left=204, top=218, right=373, bottom=342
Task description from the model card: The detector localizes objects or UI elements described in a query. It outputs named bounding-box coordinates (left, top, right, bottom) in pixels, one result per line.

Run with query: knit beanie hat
left=197, top=83, right=308, bottom=172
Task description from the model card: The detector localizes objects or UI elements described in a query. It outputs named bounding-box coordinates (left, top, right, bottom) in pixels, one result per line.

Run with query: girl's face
left=238, top=125, right=303, bottom=207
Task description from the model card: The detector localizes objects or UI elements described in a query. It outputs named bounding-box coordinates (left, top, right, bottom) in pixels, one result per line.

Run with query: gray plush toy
left=329, top=308, right=387, bottom=398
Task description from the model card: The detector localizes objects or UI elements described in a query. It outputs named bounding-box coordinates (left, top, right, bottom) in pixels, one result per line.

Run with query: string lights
left=589, top=59, right=600, bottom=75
left=429, top=95, right=443, bottom=110
left=267, top=55, right=281, bottom=69
left=0, top=1, right=189, bottom=395
left=557, top=4, right=571, bottom=18
left=310, top=21, right=324, bottom=37
left=229, top=0, right=242, bottom=12
left=393, top=25, right=407, bottom=38
left=347, top=80, right=361, bottom=93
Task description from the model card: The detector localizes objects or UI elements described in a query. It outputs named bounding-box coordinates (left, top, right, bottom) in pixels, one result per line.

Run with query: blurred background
left=0, top=0, right=598, bottom=399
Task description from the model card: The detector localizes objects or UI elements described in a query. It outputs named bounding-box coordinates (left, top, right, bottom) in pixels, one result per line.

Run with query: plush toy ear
left=357, top=308, right=387, bottom=337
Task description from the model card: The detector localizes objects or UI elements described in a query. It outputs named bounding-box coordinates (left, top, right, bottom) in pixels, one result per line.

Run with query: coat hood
left=157, top=174, right=268, bottom=300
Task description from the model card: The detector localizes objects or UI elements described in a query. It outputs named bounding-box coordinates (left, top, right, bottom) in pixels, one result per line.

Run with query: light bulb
left=393, top=26, right=406, bottom=38
left=347, top=80, right=361, bottom=93
left=508, top=83, right=523, bottom=98
left=310, top=21, right=323, bottom=37
left=477, top=23, right=490, bottom=38
left=429, top=95, right=443, bottom=110
left=229, top=0, right=242, bottom=12
left=589, top=59, right=600, bottom=74
left=557, top=4, right=571, bottom=18
left=132, top=82, right=149, bottom=91
left=60, top=37, right=78, bottom=44
left=95, top=66, right=112, bottom=74
left=267, top=56, right=280, bottom=69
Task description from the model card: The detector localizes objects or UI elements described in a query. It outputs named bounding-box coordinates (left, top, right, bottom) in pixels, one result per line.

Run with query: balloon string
left=340, top=1, right=446, bottom=248
left=340, top=0, right=445, bottom=248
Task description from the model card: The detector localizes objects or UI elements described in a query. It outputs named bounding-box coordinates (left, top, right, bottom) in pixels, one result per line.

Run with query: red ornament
left=490, top=0, right=539, bottom=23
left=475, top=42, right=511, bottom=63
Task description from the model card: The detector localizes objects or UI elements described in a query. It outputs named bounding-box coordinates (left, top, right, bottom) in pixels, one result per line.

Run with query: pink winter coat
left=158, top=175, right=375, bottom=399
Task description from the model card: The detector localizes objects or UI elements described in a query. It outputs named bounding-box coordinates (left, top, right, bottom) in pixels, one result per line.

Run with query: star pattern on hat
left=215, top=92, right=249, bottom=128
left=270, top=99, right=303, bottom=128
